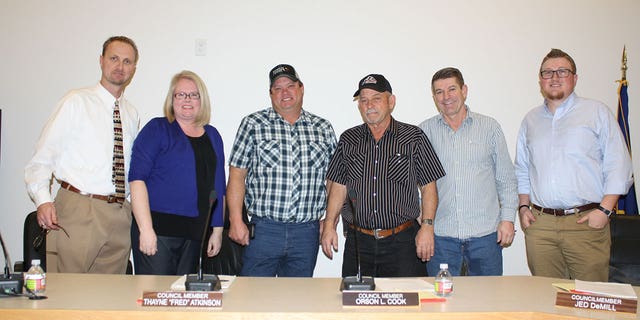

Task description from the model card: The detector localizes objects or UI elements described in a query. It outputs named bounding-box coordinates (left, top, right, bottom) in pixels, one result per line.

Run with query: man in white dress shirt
left=25, top=36, right=140, bottom=273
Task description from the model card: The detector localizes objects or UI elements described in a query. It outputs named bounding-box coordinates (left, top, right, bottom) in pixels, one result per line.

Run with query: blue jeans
left=240, top=216, right=319, bottom=277
left=427, top=232, right=503, bottom=276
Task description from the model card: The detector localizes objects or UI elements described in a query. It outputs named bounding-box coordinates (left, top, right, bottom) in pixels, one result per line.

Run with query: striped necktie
left=112, top=100, right=125, bottom=202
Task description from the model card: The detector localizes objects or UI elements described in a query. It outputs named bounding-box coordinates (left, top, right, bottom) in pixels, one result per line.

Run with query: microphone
left=185, top=189, right=221, bottom=291
left=0, top=230, right=23, bottom=296
left=340, top=189, right=375, bottom=291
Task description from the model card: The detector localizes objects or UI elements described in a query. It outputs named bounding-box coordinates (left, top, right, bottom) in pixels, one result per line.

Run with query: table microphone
left=185, top=189, right=221, bottom=291
left=0, top=230, right=23, bottom=296
left=340, top=189, right=375, bottom=291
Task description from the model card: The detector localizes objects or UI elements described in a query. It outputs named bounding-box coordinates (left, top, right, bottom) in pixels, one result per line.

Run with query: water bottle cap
left=440, top=263, right=448, bottom=269
left=31, top=259, right=41, bottom=265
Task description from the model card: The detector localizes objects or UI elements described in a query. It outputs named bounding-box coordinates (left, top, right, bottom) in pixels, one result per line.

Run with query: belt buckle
left=106, top=195, right=118, bottom=203
left=373, top=229, right=384, bottom=240
left=564, top=208, right=577, bottom=215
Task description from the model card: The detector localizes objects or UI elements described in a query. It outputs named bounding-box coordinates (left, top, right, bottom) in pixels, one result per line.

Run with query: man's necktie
left=112, top=100, right=125, bottom=202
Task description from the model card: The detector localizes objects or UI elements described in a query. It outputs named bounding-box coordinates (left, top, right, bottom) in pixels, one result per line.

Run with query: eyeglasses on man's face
left=33, top=224, right=70, bottom=251
left=173, top=92, right=201, bottom=100
left=540, top=68, right=574, bottom=79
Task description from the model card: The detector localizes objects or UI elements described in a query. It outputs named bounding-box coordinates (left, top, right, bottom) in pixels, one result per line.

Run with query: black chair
left=609, top=214, right=640, bottom=285
left=202, top=205, right=248, bottom=276
left=14, top=211, right=44, bottom=272
left=16, top=210, right=132, bottom=274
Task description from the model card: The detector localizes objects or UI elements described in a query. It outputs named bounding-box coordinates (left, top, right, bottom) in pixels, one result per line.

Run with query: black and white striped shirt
left=327, top=118, right=445, bottom=229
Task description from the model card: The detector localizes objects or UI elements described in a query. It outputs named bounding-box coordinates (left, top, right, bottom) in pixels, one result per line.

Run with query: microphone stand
left=185, top=190, right=221, bottom=291
left=340, top=189, right=375, bottom=291
left=0, top=231, right=23, bottom=296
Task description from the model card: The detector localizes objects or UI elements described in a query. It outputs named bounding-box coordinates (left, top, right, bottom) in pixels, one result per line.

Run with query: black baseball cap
left=353, top=74, right=392, bottom=97
left=269, top=64, right=300, bottom=86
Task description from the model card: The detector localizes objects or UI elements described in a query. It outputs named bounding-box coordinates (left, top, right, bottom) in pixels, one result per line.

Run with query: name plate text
left=342, top=291, right=419, bottom=307
left=142, top=291, right=222, bottom=308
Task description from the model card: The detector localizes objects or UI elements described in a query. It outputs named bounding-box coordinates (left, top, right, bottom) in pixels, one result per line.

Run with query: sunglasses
left=33, top=224, right=70, bottom=251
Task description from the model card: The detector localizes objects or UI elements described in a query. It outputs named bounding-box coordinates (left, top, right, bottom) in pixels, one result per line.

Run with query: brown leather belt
left=60, top=181, right=124, bottom=204
left=349, top=220, right=414, bottom=239
left=531, top=203, right=598, bottom=216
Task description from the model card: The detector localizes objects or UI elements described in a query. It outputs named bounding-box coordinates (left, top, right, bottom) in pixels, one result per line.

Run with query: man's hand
left=415, top=224, right=434, bottom=262
left=577, top=209, right=609, bottom=229
left=321, top=219, right=339, bottom=259
left=229, top=221, right=250, bottom=246
left=37, top=202, right=59, bottom=230
left=496, top=221, right=515, bottom=247
left=518, top=207, right=536, bottom=230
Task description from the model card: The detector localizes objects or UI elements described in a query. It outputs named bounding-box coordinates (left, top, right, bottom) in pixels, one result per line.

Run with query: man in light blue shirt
left=420, top=67, right=518, bottom=276
left=515, top=49, right=633, bottom=281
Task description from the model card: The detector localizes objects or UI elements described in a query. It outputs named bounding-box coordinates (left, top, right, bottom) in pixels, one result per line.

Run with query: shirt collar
left=363, top=116, right=398, bottom=139
left=96, top=83, right=122, bottom=107
left=387, top=116, right=399, bottom=136
left=436, top=105, right=473, bottom=127
left=267, top=107, right=309, bottom=125
left=544, top=92, right=577, bottom=115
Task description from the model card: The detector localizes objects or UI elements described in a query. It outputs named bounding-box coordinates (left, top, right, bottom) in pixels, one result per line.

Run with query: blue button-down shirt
left=515, top=93, right=633, bottom=208
left=420, top=108, right=517, bottom=239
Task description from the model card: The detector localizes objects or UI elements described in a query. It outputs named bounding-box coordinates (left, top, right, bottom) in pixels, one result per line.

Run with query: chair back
left=23, top=211, right=46, bottom=272
left=202, top=204, right=248, bottom=275
left=609, top=214, right=640, bottom=285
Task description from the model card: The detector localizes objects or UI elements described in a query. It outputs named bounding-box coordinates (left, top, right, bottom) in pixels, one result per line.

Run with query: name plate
left=142, top=291, right=222, bottom=308
left=342, top=291, right=419, bottom=307
left=556, top=291, right=637, bottom=314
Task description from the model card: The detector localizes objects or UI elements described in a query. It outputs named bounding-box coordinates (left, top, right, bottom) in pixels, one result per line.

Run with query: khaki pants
left=524, top=207, right=610, bottom=281
left=46, top=188, right=132, bottom=273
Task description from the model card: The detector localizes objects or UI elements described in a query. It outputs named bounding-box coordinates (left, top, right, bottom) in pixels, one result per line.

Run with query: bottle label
left=435, top=279, right=453, bottom=295
left=25, top=274, right=46, bottom=292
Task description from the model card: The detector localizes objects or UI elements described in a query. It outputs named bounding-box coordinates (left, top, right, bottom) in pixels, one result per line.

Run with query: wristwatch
left=421, top=218, right=434, bottom=226
left=597, top=205, right=614, bottom=217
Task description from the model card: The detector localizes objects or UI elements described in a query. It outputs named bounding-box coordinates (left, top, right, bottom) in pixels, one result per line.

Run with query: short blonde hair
left=163, top=70, right=212, bottom=127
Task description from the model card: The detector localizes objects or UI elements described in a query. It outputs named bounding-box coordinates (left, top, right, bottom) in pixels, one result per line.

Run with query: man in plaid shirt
left=227, top=64, right=337, bottom=277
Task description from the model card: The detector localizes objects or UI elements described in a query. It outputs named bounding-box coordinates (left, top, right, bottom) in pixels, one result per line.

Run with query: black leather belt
left=531, top=203, right=599, bottom=216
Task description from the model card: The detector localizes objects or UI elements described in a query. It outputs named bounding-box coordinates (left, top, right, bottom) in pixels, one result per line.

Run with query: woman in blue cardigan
left=129, top=70, right=226, bottom=275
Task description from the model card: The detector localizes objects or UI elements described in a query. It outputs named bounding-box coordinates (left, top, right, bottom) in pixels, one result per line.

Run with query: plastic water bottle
left=24, top=259, right=46, bottom=295
left=434, top=263, right=453, bottom=297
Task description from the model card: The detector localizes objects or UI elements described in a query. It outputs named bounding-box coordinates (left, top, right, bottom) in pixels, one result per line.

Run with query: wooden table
left=1, top=274, right=638, bottom=319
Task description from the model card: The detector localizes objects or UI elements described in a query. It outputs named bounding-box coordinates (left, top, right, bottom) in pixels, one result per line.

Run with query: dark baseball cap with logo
left=353, top=74, right=392, bottom=97
left=269, top=64, right=300, bottom=86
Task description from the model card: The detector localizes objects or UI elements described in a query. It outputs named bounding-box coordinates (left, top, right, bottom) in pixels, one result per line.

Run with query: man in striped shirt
left=321, top=74, right=445, bottom=277
left=419, top=67, right=518, bottom=276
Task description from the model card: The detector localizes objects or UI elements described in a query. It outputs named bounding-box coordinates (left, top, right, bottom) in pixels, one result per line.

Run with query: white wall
left=1, top=0, right=639, bottom=277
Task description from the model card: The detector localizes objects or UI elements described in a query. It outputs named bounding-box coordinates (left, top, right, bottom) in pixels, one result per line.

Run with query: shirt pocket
left=257, top=140, right=280, bottom=168
left=464, top=138, right=493, bottom=170
left=345, top=148, right=365, bottom=182
left=307, top=140, right=331, bottom=170
left=388, top=151, right=411, bottom=183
